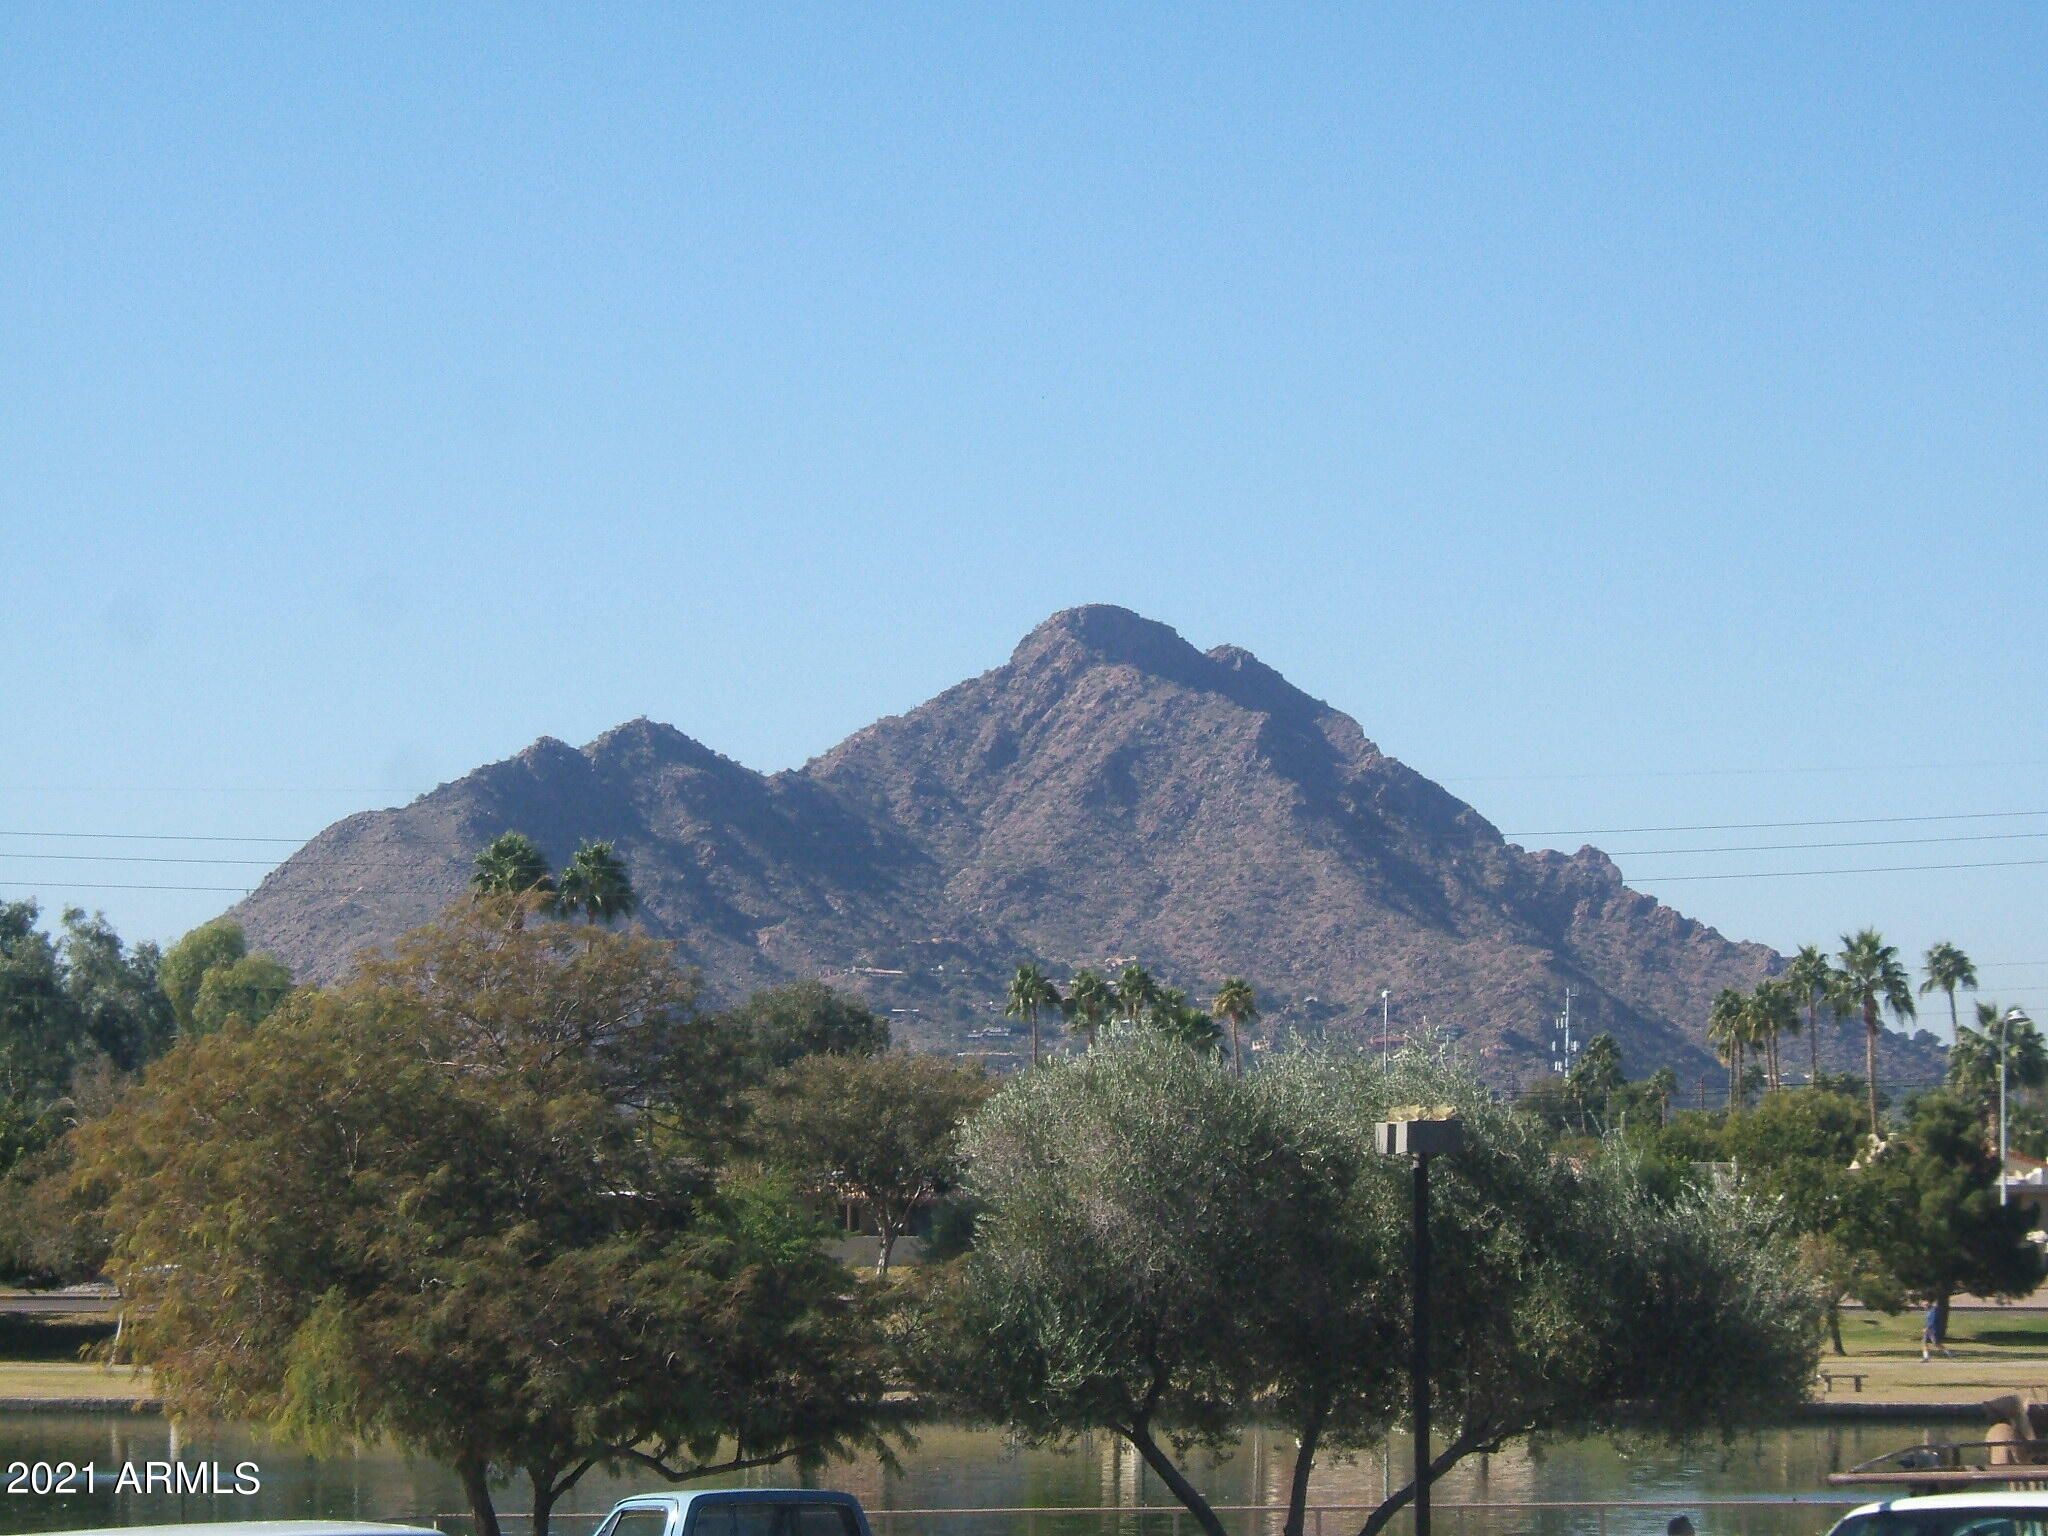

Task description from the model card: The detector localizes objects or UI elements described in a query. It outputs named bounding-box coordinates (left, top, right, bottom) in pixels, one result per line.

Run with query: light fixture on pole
left=1377, top=1110, right=1463, bottom=1536
left=2002, top=1008, right=2030, bottom=1206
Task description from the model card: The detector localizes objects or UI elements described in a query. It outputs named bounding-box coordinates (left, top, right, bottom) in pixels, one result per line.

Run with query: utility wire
left=1631, top=856, right=2048, bottom=881
left=0, top=881, right=252, bottom=893
left=0, top=830, right=306, bottom=844
left=1511, top=809, right=2048, bottom=837
left=1610, top=830, right=2048, bottom=856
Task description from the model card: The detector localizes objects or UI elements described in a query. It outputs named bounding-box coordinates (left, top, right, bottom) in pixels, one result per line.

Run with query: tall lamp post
left=2002, top=1008, right=2031, bottom=1206
left=1377, top=1111, right=1463, bottom=1536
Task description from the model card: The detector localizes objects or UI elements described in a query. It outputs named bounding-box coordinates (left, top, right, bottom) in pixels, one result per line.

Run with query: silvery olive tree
left=919, top=1033, right=1820, bottom=1536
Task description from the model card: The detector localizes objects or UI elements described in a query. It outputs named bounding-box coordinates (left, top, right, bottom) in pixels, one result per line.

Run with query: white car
left=56, top=1525, right=441, bottom=1536
left=1827, top=1493, right=2048, bottom=1536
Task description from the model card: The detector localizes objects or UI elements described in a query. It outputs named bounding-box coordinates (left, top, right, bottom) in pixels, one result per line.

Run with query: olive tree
left=920, top=1034, right=1820, bottom=1536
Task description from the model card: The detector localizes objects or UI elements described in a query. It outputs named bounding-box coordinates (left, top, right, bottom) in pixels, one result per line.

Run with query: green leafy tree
left=557, top=840, right=637, bottom=926
left=1837, top=929, right=1916, bottom=1140
left=922, top=1036, right=1819, bottom=1536
left=719, top=980, right=889, bottom=1077
left=1785, top=946, right=1836, bottom=1087
left=74, top=905, right=895, bottom=1536
left=1920, top=941, right=1979, bottom=1043
left=0, top=903, right=81, bottom=1115
left=59, top=909, right=173, bottom=1071
left=1212, top=977, right=1258, bottom=1079
left=1003, top=963, right=1061, bottom=1069
left=1842, top=1091, right=2044, bottom=1340
left=1949, top=1001, right=2048, bottom=1153
left=156, top=918, right=247, bottom=1035
left=157, top=918, right=292, bottom=1036
left=190, top=951, right=294, bottom=1034
left=1062, top=969, right=1113, bottom=1051
left=750, top=1052, right=991, bottom=1273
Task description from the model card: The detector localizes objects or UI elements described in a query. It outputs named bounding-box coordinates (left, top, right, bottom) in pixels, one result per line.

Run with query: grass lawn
left=0, top=1360, right=154, bottom=1401
left=1821, top=1308, right=2048, bottom=1403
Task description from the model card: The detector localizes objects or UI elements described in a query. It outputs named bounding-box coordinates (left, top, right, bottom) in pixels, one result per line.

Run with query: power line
left=1452, top=759, right=2048, bottom=784
left=0, top=830, right=307, bottom=844
left=0, top=853, right=293, bottom=866
left=1631, top=856, right=2048, bottom=882
left=1510, top=809, right=2048, bottom=837
left=1610, top=830, right=2048, bottom=856
left=0, top=881, right=252, bottom=894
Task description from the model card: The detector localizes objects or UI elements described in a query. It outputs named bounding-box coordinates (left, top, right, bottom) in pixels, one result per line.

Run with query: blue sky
left=4, top=6, right=2044, bottom=1032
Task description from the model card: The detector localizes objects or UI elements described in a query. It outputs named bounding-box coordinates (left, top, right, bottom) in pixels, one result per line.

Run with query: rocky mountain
left=229, top=606, right=1943, bottom=1086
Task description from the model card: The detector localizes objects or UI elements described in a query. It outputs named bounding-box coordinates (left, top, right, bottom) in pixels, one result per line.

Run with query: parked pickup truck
left=594, top=1490, right=875, bottom=1536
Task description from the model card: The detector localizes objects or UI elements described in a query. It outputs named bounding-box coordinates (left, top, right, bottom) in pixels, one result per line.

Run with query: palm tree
left=1146, top=988, right=1223, bottom=1056
left=1063, top=969, right=1113, bottom=1051
left=1115, top=963, right=1157, bottom=1027
left=1949, top=1000, right=2048, bottom=1154
left=1212, top=977, right=1258, bottom=1078
left=1838, top=928, right=1916, bottom=1139
left=1005, top=962, right=1062, bottom=1068
left=1750, top=979, right=1800, bottom=1093
left=470, top=832, right=555, bottom=926
left=1646, top=1065, right=1679, bottom=1127
left=1920, top=941, right=1979, bottom=1045
left=1785, top=945, right=1835, bottom=1087
left=556, top=840, right=637, bottom=926
left=1708, top=987, right=1748, bottom=1109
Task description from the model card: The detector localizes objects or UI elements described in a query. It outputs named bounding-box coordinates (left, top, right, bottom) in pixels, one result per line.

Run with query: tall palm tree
left=1063, top=969, right=1113, bottom=1051
left=1920, top=941, right=1979, bottom=1045
left=556, top=840, right=637, bottom=926
left=470, top=832, right=555, bottom=927
left=1115, top=963, right=1157, bottom=1027
left=1785, top=945, right=1835, bottom=1087
left=1004, top=962, right=1062, bottom=1068
left=1708, top=987, right=1748, bottom=1109
left=1212, top=977, right=1258, bottom=1078
left=1146, top=988, right=1223, bottom=1056
left=1750, top=978, right=1800, bottom=1092
left=1838, top=928, right=1916, bottom=1139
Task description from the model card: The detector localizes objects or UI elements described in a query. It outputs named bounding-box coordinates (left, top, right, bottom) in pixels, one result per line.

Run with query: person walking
left=1922, top=1303, right=1952, bottom=1360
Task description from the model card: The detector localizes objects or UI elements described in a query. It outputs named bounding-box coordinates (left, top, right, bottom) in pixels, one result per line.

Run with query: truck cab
left=593, top=1490, right=874, bottom=1536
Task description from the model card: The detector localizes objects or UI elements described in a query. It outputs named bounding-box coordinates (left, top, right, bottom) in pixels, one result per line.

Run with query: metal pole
left=1382, top=991, right=1391, bottom=1071
left=1414, top=1151, right=1431, bottom=1536
left=2001, top=1011, right=2011, bottom=1206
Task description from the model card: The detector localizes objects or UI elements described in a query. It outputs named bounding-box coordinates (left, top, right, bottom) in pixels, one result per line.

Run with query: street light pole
left=1377, top=1113, right=1464, bottom=1536
left=2003, top=1009, right=2031, bottom=1206
left=1382, top=990, right=1392, bottom=1071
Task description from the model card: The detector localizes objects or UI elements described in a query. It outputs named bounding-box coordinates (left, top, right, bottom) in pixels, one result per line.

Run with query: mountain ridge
left=228, top=606, right=1943, bottom=1084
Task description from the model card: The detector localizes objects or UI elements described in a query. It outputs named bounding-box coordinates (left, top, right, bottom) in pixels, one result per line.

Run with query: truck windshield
left=688, top=1503, right=862, bottom=1536
left=1832, top=1512, right=2048, bottom=1536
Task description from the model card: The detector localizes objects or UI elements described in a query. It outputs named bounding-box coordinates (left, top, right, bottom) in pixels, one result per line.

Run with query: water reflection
left=0, top=1418, right=1936, bottom=1536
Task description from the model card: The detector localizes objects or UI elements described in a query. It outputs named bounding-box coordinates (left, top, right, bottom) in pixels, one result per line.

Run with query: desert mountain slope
left=230, top=606, right=1938, bottom=1084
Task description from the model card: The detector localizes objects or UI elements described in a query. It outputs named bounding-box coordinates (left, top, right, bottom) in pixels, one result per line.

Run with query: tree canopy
left=72, top=904, right=898, bottom=1536
left=750, top=1051, right=991, bottom=1272
left=920, top=1035, right=1819, bottom=1536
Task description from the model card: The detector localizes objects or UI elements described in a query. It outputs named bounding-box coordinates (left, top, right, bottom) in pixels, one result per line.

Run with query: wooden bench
left=1818, top=1371, right=1868, bottom=1393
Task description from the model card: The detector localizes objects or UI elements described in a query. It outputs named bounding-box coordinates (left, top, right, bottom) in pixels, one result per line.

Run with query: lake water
left=0, top=1417, right=1949, bottom=1536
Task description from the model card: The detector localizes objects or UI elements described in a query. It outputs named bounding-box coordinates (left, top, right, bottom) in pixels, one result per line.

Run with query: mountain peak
left=1011, top=605, right=1209, bottom=678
